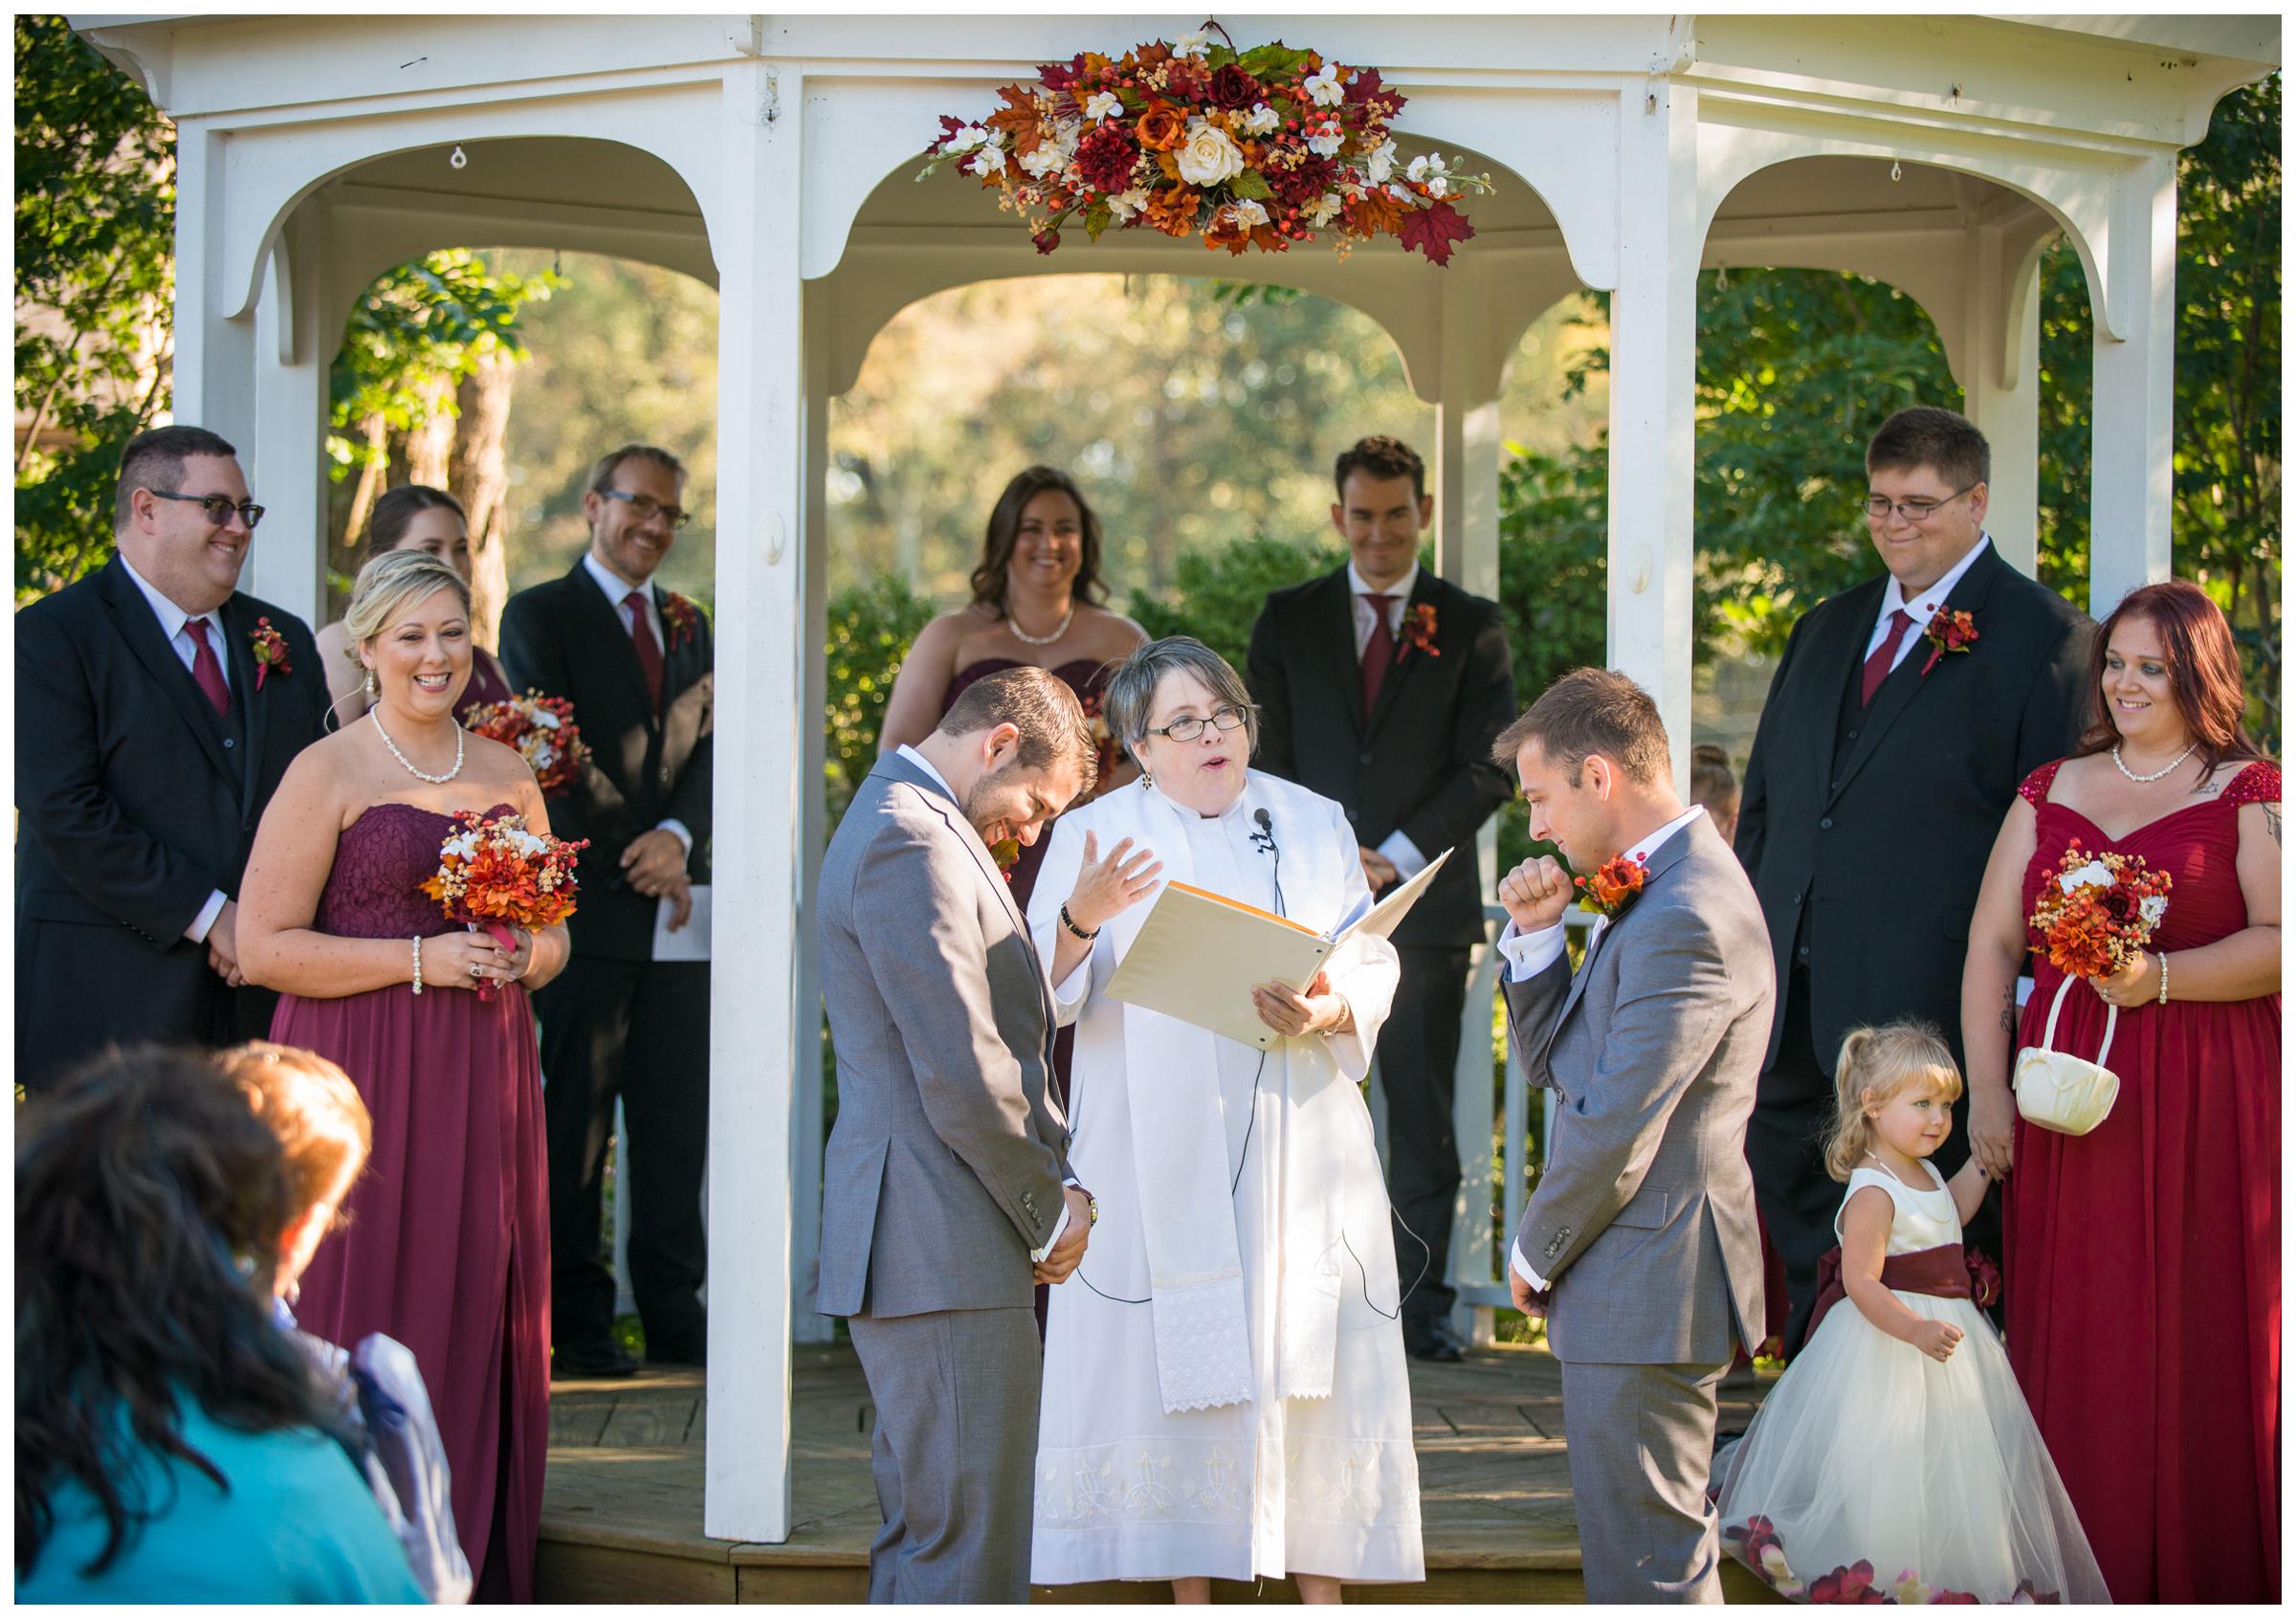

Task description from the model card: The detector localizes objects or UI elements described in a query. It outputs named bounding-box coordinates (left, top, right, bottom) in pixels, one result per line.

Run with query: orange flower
left=1142, top=185, right=1201, bottom=236
left=1136, top=100, right=1184, bottom=151
left=1575, top=854, right=1646, bottom=918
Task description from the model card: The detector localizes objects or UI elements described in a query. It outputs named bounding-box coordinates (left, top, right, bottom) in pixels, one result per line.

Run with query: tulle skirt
left=1713, top=1292, right=2108, bottom=1604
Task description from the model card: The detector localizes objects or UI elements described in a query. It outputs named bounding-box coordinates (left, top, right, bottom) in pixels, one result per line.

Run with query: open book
left=1106, top=850, right=1451, bottom=1050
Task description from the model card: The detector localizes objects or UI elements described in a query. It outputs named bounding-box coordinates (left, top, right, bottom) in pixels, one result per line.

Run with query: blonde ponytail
left=1822, top=1021, right=1961, bottom=1182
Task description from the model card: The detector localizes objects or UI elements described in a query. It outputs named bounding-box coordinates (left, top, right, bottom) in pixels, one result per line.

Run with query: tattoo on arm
left=2264, top=803, right=2282, bottom=849
left=1999, top=979, right=2018, bottom=1034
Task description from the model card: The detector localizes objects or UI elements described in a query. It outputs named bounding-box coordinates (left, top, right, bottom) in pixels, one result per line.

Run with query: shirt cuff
left=1510, top=1241, right=1550, bottom=1293
left=655, top=820, right=694, bottom=857
left=1497, top=919, right=1568, bottom=983
left=185, top=889, right=229, bottom=945
left=1376, top=830, right=1427, bottom=881
left=1030, top=1203, right=1071, bottom=1264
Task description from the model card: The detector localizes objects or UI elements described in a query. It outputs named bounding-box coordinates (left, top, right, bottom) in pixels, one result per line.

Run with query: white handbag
left=2013, top=975, right=2121, bottom=1136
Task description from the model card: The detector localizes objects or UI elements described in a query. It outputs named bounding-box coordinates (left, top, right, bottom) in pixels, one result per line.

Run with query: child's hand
left=1910, top=1318, right=1964, bottom=1363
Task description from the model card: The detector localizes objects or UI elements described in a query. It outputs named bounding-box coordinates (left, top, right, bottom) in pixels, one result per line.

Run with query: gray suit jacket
left=816, top=754, right=1073, bottom=1319
left=1507, top=816, right=1773, bottom=1364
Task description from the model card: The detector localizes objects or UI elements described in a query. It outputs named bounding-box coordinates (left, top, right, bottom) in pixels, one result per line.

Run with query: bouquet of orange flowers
left=462, top=690, right=591, bottom=796
left=2027, top=839, right=2172, bottom=979
left=421, top=810, right=588, bottom=1000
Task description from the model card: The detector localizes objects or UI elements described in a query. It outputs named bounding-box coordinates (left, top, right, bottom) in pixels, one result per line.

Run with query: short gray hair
left=1102, top=636, right=1260, bottom=766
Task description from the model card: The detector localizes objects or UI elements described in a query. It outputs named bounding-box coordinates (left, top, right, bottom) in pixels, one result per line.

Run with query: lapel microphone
left=1249, top=808, right=1277, bottom=855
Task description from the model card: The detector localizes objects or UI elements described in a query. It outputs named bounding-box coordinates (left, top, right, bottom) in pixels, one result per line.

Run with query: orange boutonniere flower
left=1398, top=603, right=1440, bottom=662
left=659, top=591, right=702, bottom=654
left=1920, top=608, right=1977, bottom=676
left=1574, top=854, right=1646, bottom=919
left=250, top=617, right=292, bottom=690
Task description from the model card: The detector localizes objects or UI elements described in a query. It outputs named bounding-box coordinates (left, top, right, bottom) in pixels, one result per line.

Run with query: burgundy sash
left=1807, top=1241, right=2001, bottom=1342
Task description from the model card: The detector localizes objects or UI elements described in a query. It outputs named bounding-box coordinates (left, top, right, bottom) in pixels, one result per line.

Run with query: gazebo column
left=791, top=294, right=834, bottom=1346
left=1966, top=245, right=2043, bottom=577
left=1607, top=82, right=1701, bottom=784
left=172, top=122, right=258, bottom=466
left=704, top=55, right=806, bottom=1544
left=246, top=206, right=329, bottom=626
left=2087, top=153, right=2178, bottom=615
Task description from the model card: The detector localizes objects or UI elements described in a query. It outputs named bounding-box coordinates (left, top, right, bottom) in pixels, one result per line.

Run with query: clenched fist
left=1497, top=854, right=1573, bottom=934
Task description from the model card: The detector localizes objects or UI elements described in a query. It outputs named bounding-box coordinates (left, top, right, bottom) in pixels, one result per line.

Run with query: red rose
left=1136, top=101, right=1185, bottom=152
left=1075, top=122, right=1139, bottom=192
left=1031, top=226, right=1062, bottom=255
left=1208, top=62, right=1258, bottom=109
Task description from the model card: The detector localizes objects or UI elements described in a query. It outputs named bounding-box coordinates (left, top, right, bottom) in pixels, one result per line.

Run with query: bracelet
left=1059, top=902, right=1099, bottom=942
left=410, top=936, right=425, bottom=995
left=2156, top=950, right=2170, bottom=1006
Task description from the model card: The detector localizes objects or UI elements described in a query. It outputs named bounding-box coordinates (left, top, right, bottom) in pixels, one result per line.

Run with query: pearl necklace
left=371, top=711, right=465, bottom=784
left=2112, top=741, right=2197, bottom=784
left=1005, top=603, right=1074, bottom=646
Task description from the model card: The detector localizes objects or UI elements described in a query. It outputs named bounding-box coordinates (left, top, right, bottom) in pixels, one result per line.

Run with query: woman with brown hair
left=316, top=485, right=514, bottom=724
left=1961, top=579, right=2280, bottom=1601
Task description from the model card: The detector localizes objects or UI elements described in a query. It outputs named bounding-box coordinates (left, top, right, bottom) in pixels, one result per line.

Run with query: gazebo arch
left=73, top=11, right=2276, bottom=1553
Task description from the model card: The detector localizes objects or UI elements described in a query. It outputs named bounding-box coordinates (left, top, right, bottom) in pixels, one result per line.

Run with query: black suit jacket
left=1246, top=566, right=1516, bottom=948
left=1735, top=543, right=2093, bottom=1073
left=499, top=558, right=713, bottom=962
left=14, top=558, right=331, bottom=1086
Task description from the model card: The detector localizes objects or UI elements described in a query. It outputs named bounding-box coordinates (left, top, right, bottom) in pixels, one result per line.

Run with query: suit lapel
left=567, top=559, right=658, bottom=726
left=1829, top=548, right=2007, bottom=806
left=1313, top=569, right=1366, bottom=735
left=1363, top=570, right=1440, bottom=743
left=219, top=595, right=266, bottom=811
left=96, top=561, right=233, bottom=785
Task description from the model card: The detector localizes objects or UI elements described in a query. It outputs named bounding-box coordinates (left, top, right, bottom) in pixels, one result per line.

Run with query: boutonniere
left=250, top=617, right=292, bottom=690
left=988, top=836, right=1020, bottom=881
left=1574, top=853, right=1645, bottom=919
left=659, top=591, right=702, bottom=653
left=1397, top=603, right=1440, bottom=662
left=1920, top=608, right=1977, bottom=676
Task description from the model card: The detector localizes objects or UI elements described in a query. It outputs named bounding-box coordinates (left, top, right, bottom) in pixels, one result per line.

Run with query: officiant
left=1024, top=636, right=1425, bottom=1599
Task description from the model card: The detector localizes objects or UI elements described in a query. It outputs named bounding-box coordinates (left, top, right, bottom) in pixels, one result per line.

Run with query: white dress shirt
left=117, top=550, right=232, bottom=945
left=894, top=743, right=1075, bottom=1263
left=1866, top=532, right=1992, bottom=668
left=581, top=550, right=692, bottom=857
left=1345, top=560, right=1430, bottom=881
left=1499, top=803, right=1708, bottom=1293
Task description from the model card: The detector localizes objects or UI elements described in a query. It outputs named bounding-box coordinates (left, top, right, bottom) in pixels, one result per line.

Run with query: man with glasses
left=1735, top=406, right=2092, bottom=1356
left=15, top=424, right=332, bottom=1086
left=501, top=442, right=715, bottom=1377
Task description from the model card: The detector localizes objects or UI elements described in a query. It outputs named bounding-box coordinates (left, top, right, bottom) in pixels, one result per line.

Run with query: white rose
left=1242, top=102, right=1279, bottom=136
left=2140, top=895, right=2169, bottom=928
left=966, top=145, right=1007, bottom=176
left=2058, top=860, right=2113, bottom=894
left=1175, top=119, right=1245, bottom=188
left=1303, top=62, right=1345, bottom=107
left=1172, top=28, right=1211, bottom=58
left=1107, top=187, right=1152, bottom=221
left=1233, top=198, right=1269, bottom=229
left=1019, top=144, right=1064, bottom=179
left=1083, top=90, right=1122, bottom=122
left=1364, top=138, right=1397, bottom=184
left=946, top=123, right=987, bottom=154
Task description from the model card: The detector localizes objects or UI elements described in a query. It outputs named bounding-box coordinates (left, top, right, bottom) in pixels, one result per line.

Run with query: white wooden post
left=1607, top=78, right=1700, bottom=785
left=704, top=55, right=806, bottom=1545
left=1967, top=243, right=2043, bottom=580
left=171, top=122, right=257, bottom=455
left=790, top=297, right=834, bottom=1345
left=246, top=206, right=329, bottom=626
left=2087, top=152, right=2178, bottom=615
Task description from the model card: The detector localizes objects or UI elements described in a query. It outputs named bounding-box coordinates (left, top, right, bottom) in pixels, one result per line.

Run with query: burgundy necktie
left=186, top=621, right=230, bottom=717
left=1359, top=593, right=1396, bottom=716
left=626, top=589, right=665, bottom=710
left=1860, top=608, right=1919, bottom=707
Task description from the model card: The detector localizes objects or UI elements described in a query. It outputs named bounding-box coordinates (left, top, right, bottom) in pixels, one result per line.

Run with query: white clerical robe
left=1026, top=772, right=1425, bottom=1586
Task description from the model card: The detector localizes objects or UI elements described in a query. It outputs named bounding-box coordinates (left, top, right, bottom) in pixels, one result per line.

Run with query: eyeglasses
left=1145, top=704, right=1252, bottom=743
left=1862, top=484, right=1977, bottom=524
left=598, top=489, right=692, bottom=529
left=146, top=490, right=265, bottom=529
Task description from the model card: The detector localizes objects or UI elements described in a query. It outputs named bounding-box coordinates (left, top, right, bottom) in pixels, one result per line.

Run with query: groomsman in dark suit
left=1246, top=435, right=1517, bottom=1362
left=1736, top=406, right=2091, bottom=1354
left=501, top=443, right=714, bottom=1376
left=15, top=425, right=331, bottom=1088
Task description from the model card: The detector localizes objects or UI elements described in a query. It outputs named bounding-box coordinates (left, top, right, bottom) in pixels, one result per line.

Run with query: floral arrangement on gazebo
left=920, top=21, right=1491, bottom=264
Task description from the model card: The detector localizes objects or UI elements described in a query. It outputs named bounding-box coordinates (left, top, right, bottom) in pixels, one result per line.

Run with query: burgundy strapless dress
left=273, top=801, right=550, bottom=1602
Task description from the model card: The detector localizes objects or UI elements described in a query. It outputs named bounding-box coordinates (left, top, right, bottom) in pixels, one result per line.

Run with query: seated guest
left=218, top=1040, right=473, bottom=1604
left=876, top=465, right=1146, bottom=910
left=316, top=485, right=513, bottom=725
left=15, top=1047, right=423, bottom=1603
left=1962, top=579, right=2279, bottom=1601
left=1690, top=743, right=1741, bottom=847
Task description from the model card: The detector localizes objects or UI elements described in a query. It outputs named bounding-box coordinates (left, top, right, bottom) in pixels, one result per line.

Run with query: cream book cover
left=1106, top=850, right=1450, bottom=1050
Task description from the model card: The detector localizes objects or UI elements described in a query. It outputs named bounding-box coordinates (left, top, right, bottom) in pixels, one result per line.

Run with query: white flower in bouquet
left=443, top=831, right=481, bottom=860
left=2059, top=859, right=2113, bottom=894
left=1241, top=102, right=1279, bottom=136
left=1387, top=181, right=1414, bottom=203
left=1172, top=28, right=1211, bottom=58
left=1364, top=138, right=1398, bottom=184
left=946, top=123, right=988, bottom=153
left=1305, top=192, right=1345, bottom=228
left=1306, top=121, right=1344, bottom=158
left=1020, top=144, right=1064, bottom=179
left=1176, top=120, right=1246, bottom=187
left=1232, top=198, right=1269, bottom=229
left=530, top=708, right=562, bottom=730
left=1303, top=62, right=1346, bottom=107
left=966, top=144, right=1006, bottom=176
left=1106, top=187, right=1152, bottom=221
left=2140, top=894, right=2169, bottom=929
left=1083, top=90, right=1122, bottom=122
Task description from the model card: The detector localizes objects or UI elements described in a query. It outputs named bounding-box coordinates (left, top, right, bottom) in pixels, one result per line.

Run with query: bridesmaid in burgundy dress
left=1962, top=580, right=2280, bottom=1602
left=876, top=466, right=1147, bottom=912
left=238, top=548, right=565, bottom=1602
left=315, top=484, right=515, bottom=728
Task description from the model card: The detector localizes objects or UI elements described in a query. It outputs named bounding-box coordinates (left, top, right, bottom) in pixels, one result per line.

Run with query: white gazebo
left=77, top=11, right=2277, bottom=1543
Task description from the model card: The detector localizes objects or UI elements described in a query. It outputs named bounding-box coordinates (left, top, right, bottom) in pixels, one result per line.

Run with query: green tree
left=14, top=13, right=175, bottom=600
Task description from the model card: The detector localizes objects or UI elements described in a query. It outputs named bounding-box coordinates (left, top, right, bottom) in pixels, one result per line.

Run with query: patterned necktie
left=186, top=620, right=230, bottom=717
left=626, top=588, right=665, bottom=710
left=1359, top=593, right=1396, bottom=716
left=1860, top=608, right=1920, bottom=707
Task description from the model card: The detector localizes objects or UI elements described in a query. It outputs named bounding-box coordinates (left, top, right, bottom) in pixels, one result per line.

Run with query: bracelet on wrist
left=410, top=936, right=425, bottom=995
left=2156, top=950, right=2170, bottom=1006
left=1059, top=902, right=1099, bottom=942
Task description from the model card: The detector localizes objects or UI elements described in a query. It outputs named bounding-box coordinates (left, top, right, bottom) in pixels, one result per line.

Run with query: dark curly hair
left=15, top=1047, right=351, bottom=1580
left=966, top=467, right=1110, bottom=614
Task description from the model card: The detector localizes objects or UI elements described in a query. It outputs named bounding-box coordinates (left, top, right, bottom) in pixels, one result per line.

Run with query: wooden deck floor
left=539, top=1342, right=1784, bottom=1603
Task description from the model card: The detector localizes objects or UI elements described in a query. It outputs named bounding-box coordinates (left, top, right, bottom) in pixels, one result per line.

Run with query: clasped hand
left=1252, top=969, right=1347, bottom=1039
left=1032, top=1185, right=1093, bottom=1285
left=621, top=828, right=693, bottom=929
left=421, top=929, right=522, bottom=989
left=2088, top=948, right=2154, bottom=1009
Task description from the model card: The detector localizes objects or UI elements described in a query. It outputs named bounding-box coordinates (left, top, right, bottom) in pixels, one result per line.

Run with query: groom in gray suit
left=1491, top=669, right=1773, bottom=1603
left=818, top=666, right=1099, bottom=1604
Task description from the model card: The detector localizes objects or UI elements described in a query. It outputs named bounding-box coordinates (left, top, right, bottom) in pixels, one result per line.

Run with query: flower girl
left=1714, top=1023, right=2108, bottom=1604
